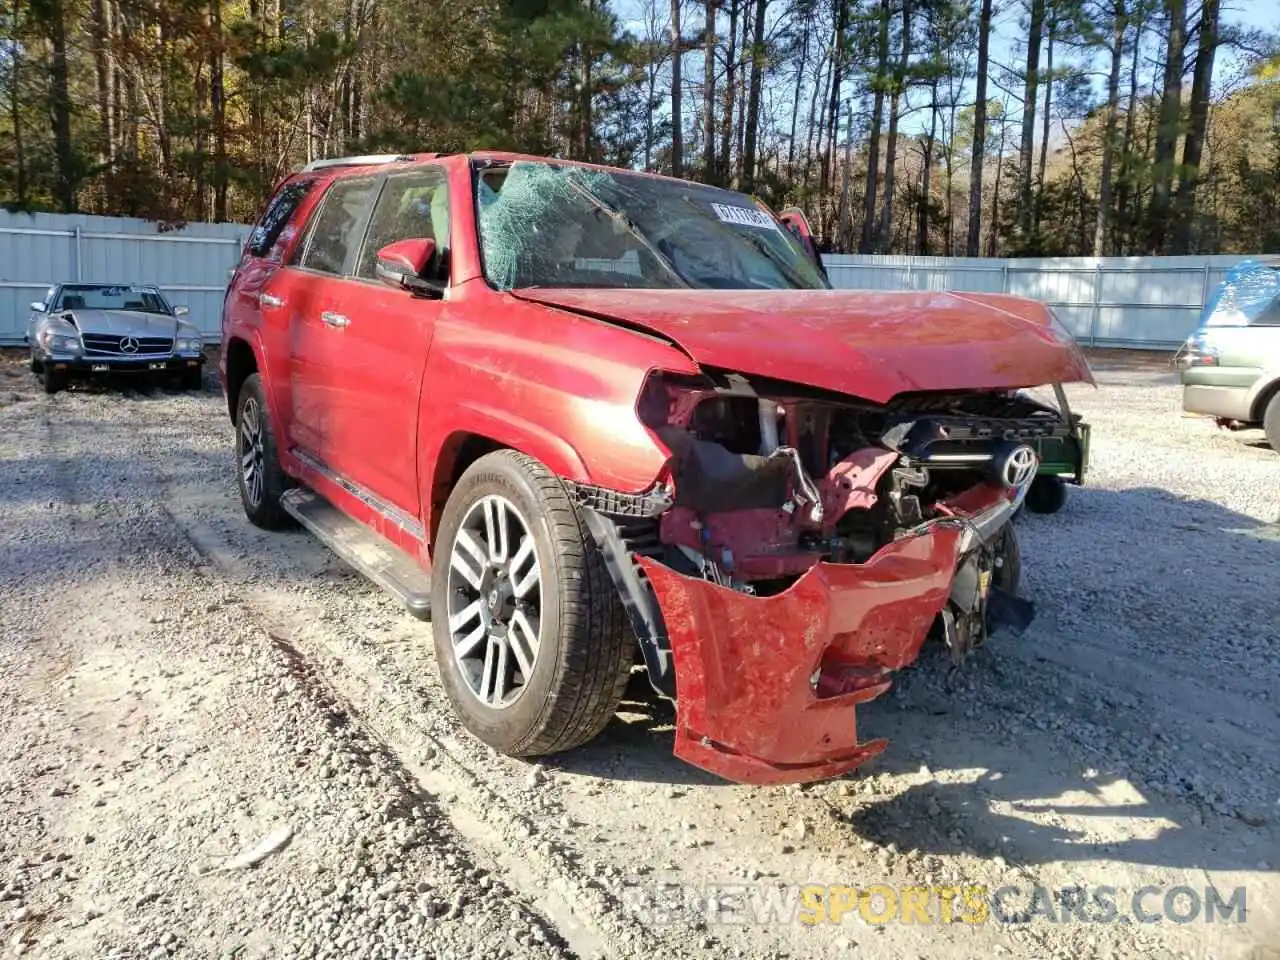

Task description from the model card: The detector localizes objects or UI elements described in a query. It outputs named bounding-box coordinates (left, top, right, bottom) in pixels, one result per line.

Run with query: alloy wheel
left=239, top=396, right=265, bottom=508
left=446, top=494, right=542, bottom=709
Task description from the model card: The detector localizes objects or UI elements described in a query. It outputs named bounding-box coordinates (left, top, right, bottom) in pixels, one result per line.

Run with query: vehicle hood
left=513, top=288, right=1094, bottom=402
left=55, top=309, right=180, bottom=337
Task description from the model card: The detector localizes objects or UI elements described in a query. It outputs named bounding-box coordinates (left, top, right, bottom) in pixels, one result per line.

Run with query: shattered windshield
left=474, top=161, right=829, bottom=292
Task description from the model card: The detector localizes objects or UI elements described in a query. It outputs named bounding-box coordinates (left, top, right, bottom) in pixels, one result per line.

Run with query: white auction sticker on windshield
left=711, top=202, right=779, bottom=231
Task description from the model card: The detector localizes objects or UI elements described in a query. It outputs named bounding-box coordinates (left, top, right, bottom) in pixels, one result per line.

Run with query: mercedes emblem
left=119, top=336, right=140, bottom=354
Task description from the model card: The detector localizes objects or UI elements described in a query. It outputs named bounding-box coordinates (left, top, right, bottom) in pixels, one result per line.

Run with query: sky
left=614, top=0, right=1278, bottom=146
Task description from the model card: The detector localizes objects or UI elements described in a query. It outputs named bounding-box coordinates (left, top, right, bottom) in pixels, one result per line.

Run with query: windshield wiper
left=561, top=174, right=692, bottom=288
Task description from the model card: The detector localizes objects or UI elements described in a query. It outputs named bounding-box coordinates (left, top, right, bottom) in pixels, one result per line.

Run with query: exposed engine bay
left=635, top=368, right=1068, bottom=584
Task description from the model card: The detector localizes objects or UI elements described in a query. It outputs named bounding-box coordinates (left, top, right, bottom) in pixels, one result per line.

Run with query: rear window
left=1202, top=261, right=1280, bottom=327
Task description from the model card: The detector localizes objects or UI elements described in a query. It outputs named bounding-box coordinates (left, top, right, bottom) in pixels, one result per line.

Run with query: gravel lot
left=0, top=349, right=1277, bottom=960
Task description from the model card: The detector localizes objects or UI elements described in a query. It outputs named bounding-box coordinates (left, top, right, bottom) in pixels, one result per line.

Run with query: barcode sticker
left=711, top=203, right=779, bottom=231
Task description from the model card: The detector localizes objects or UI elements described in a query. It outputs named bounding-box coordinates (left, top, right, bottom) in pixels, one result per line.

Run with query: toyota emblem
left=1000, top=444, right=1039, bottom=488
left=119, top=336, right=140, bottom=353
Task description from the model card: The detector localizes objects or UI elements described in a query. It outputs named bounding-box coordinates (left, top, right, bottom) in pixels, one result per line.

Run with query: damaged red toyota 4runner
left=220, top=152, right=1092, bottom=785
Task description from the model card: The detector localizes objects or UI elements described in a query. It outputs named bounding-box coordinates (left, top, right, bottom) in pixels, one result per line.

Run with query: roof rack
left=299, top=154, right=416, bottom=173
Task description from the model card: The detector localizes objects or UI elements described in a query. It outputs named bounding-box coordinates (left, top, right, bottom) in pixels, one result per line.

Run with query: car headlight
left=176, top=337, right=202, bottom=353
left=38, top=329, right=81, bottom=353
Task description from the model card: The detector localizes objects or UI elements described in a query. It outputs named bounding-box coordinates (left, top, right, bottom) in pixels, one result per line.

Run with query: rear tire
left=1024, top=475, right=1067, bottom=514
left=431, top=450, right=633, bottom=758
left=234, top=373, right=294, bottom=530
left=1264, top=391, right=1280, bottom=455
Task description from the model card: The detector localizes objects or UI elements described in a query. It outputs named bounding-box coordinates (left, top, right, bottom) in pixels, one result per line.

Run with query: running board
left=280, top=488, right=432, bottom=621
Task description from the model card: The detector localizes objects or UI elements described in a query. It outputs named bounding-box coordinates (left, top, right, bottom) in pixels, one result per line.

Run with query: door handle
left=321, top=311, right=350, bottom=328
left=259, top=292, right=284, bottom=308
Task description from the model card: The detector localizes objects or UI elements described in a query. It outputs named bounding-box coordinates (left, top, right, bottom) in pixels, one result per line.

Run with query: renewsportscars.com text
left=621, top=882, right=1248, bottom=927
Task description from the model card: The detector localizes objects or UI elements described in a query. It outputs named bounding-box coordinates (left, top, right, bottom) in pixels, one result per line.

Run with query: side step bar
left=280, top=488, right=432, bottom=621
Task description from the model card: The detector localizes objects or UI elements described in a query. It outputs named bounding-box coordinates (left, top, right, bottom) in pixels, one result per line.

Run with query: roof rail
left=299, top=154, right=416, bottom=173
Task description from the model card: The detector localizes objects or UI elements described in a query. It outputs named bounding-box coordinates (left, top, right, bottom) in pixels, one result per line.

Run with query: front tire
left=42, top=366, right=65, bottom=394
left=1264, top=391, right=1280, bottom=455
left=30, top=352, right=43, bottom=374
left=182, top=367, right=204, bottom=392
left=431, top=450, right=632, bottom=758
left=234, top=373, right=293, bottom=530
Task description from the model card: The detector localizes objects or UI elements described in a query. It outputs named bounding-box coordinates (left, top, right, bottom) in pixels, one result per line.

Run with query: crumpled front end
left=579, top=369, right=1078, bottom=785
left=637, top=483, right=1022, bottom=785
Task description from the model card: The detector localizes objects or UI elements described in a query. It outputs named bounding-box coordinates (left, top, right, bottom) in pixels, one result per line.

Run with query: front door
left=283, top=175, right=380, bottom=463
left=322, top=167, right=451, bottom=519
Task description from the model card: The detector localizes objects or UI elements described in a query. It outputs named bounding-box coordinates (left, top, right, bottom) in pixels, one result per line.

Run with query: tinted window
left=296, top=177, right=378, bottom=276
left=248, top=180, right=313, bottom=258
left=356, top=170, right=450, bottom=283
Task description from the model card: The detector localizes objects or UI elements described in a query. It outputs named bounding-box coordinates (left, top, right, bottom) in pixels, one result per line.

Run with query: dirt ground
left=1, top=348, right=1277, bottom=960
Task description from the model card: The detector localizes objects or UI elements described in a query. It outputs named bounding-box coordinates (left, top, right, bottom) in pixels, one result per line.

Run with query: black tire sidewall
left=1025, top=475, right=1067, bottom=514
left=234, top=373, right=289, bottom=528
left=431, top=455, right=570, bottom=754
left=1264, top=392, right=1280, bottom=455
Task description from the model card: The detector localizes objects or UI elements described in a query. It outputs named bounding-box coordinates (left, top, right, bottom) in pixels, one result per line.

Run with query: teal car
left=1175, top=258, right=1280, bottom=453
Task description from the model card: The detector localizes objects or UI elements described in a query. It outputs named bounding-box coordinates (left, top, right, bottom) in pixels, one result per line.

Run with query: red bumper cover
left=637, top=522, right=974, bottom=785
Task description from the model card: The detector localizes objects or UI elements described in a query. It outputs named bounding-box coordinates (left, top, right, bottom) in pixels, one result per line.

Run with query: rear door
left=322, top=167, right=451, bottom=518
left=284, top=175, right=380, bottom=460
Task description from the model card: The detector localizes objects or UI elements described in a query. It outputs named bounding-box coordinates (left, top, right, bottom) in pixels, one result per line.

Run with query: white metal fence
left=1, top=211, right=1252, bottom=350
left=0, top=211, right=247, bottom=345
left=823, top=253, right=1246, bottom=350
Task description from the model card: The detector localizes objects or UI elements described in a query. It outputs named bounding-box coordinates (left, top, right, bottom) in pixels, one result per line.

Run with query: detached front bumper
left=633, top=483, right=1023, bottom=786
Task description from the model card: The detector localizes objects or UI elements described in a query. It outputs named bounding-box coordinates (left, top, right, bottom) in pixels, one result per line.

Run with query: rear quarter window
left=247, top=180, right=315, bottom=260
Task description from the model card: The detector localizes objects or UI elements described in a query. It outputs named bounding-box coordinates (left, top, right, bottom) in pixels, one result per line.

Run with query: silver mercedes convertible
left=26, top=283, right=206, bottom=394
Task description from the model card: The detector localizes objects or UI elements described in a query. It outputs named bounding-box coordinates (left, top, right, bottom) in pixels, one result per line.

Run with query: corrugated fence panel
left=0, top=211, right=248, bottom=345
left=824, top=253, right=1251, bottom=349
left=3, top=213, right=1263, bottom=351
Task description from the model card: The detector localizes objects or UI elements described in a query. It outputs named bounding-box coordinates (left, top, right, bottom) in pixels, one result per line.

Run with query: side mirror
left=778, top=208, right=827, bottom=278
left=30, top=302, right=46, bottom=313
left=173, top=305, right=190, bottom=317
left=375, top=238, right=441, bottom=295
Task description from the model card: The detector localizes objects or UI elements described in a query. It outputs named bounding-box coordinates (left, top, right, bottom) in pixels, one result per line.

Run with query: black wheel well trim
left=581, top=509, right=676, bottom=701
left=224, top=336, right=259, bottom=423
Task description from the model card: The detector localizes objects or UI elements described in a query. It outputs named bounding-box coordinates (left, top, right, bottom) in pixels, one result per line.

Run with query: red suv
left=220, top=152, right=1092, bottom=785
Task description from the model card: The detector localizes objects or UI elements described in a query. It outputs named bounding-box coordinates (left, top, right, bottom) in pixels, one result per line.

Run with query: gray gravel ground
left=0, top=351, right=1277, bottom=960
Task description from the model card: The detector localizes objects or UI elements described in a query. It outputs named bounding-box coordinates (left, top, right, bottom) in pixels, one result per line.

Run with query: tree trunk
left=837, top=100, right=854, bottom=249
left=786, top=8, right=808, bottom=167
left=1033, top=19, right=1055, bottom=237
left=91, top=0, right=114, bottom=175
left=671, top=0, right=684, bottom=177
left=719, top=0, right=738, bottom=184
left=7, top=0, right=27, bottom=205
left=742, top=0, right=767, bottom=187
left=46, top=0, right=76, bottom=212
left=1016, top=0, right=1044, bottom=242
left=1146, top=0, right=1185, bottom=253
left=803, top=50, right=828, bottom=185
left=877, top=0, right=912, bottom=252
left=1172, top=0, right=1218, bottom=253
left=1093, top=0, right=1125, bottom=255
left=917, top=83, right=938, bottom=254
left=211, top=0, right=227, bottom=221
left=702, top=0, right=717, bottom=180
left=1115, top=14, right=1143, bottom=253
left=965, top=0, right=992, bottom=255
left=988, top=94, right=1010, bottom=255
left=820, top=0, right=849, bottom=201
left=859, top=0, right=889, bottom=253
